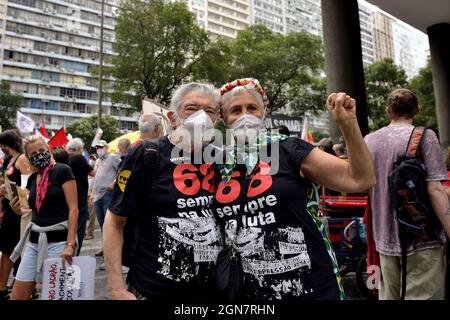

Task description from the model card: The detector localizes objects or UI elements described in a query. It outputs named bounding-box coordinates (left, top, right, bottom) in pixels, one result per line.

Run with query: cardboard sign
left=41, top=256, right=96, bottom=300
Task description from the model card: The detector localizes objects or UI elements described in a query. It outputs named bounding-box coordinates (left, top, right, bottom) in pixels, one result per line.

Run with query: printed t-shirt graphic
left=109, top=137, right=222, bottom=298
left=213, top=137, right=340, bottom=300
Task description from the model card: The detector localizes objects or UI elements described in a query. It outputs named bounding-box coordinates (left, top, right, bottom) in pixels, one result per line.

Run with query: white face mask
left=97, top=148, right=106, bottom=158
left=174, top=109, right=214, bottom=146
left=182, top=109, right=214, bottom=133
left=229, top=114, right=264, bottom=142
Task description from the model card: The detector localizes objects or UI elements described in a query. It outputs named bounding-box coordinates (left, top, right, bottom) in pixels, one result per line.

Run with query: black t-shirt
left=28, top=163, right=75, bottom=227
left=212, top=137, right=340, bottom=300
left=109, top=136, right=222, bottom=300
left=68, top=154, right=93, bottom=205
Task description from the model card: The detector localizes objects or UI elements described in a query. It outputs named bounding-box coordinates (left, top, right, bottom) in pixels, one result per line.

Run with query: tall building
left=358, top=0, right=375, bottom=66
left=284, top=0, right=321, bottom=36
left=250, top=0, right=284, bottom=34
left=249, top=0, right=322, bottom=36
left=373, top=10, right=395, bottom=61
left=0, top=0, right=7, bottom=76
left=392, top=19, right=428, bottom=79
left=184, top=0, right=250, bottom=39
left=1, top=0, right=137, bottom=132
left=362, top=0, right=429, bottom=79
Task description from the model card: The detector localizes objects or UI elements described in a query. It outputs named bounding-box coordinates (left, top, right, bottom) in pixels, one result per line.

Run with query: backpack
left=121, top=140, right=161, bottom=269
left=387, top=126, right=443, bottom=299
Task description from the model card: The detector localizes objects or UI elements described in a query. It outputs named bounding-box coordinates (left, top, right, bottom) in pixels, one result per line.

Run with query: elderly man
left=138, top=113, right=164, bottom=141
left=67, top=138, right=95, bottom=254
left=117, top=138, right=131, bottom=160
left=104, top=82, right=221, bottom=301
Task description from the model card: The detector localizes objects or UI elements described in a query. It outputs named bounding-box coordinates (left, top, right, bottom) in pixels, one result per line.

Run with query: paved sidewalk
left=4, top=224, right=365, bottom=300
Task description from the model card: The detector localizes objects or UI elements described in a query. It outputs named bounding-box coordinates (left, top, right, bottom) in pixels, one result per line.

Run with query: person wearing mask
left=90, top=140, right=121, bottom=256
left=8, top=135, right=78, bottom=300
left=67, top=138, right=95, bottom=254
left=90, top=140, right=120, bottom=230
left=213, top=78, right=376, bottom=300
left=104, top=82, right=222, bottom=300
left=0, top=129, right=31, bottom=300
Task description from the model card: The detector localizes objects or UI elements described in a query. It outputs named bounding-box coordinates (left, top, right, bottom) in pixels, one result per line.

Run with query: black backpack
left=121, top=140, right=161, bottom=269
left=388, top=126, right=442, bottom=299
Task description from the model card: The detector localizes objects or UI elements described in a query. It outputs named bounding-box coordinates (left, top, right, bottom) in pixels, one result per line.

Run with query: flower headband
left=219, top=78, right=269, bottom=107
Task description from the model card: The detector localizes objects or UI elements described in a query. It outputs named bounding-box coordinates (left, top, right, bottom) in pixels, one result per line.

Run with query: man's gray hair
left=139, top=113, right=161, bottom=134
left=118, top=138, right=131, bottom=150
left=66, top=138, right=84, bottom=153
left=169, top=82, right=220, bottom=112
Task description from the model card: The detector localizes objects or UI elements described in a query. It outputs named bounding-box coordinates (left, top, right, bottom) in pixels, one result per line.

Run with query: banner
left=16, top=111, right=35, bottom=133
left=41, top=256, right=96, bottom=300
left=91, top=128, right=103, bottom=147
left=264, top=114, right=302, bottom=137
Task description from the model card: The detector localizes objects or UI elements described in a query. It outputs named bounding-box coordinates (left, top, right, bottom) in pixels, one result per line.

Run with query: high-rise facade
left=1, top=0, right=137, bottom=132
left=373, top=10, right=395, bottom=61
left=391, top=18, right=428, bottom=79
left=284, top=0, right=321, bottom=36
left=358, top=1, right=375, bottom=66
left=249, top=0, right=321, bottom=36
left=0, top=0, right=7, bottom=76
left=184, top=0, right=250, bottom=39
left=250, top=0, right=284, bottom=34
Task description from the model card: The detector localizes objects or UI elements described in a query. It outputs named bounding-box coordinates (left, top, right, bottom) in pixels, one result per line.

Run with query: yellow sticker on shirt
left=117, top=170, right=131, bottom=192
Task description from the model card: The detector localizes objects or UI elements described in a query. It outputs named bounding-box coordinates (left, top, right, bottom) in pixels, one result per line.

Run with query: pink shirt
left=364, top=124, right=447, bottom=256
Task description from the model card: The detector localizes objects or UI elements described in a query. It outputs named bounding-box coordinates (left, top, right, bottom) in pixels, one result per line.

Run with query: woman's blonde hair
left=23, top=135, right=48, bottom=157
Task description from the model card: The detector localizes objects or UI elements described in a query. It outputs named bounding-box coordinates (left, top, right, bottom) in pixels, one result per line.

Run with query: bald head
left=139, top=113, right=163, bottom=141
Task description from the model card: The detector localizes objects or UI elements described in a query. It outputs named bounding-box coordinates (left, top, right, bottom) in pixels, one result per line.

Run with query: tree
left=365, top=58, right=409, bottom=130
left=410, top=62, right=438, bottom=132
left=0, top=81, right=23, bottom=130
left=108, top=0, right=209, bottom=111
left=194, top=25, right=325, bottom=114
left=66, top=115, right=118, bottom=146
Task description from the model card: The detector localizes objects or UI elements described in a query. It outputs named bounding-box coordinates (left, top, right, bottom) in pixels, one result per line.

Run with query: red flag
left=39, top=113, right=49, bottom=138
left=38, top=127, right=49, bottom=139
left=48, top=127, right=68, bottom=150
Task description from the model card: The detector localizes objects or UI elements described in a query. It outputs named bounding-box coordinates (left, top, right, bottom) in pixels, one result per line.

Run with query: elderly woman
left=213, top=78, right=376, bottom=300
left=9, top=135, right=78, bottom=300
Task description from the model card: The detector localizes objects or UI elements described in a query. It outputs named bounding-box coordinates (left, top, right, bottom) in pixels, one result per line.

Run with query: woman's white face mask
left=229, top=114, right=264, bottom=143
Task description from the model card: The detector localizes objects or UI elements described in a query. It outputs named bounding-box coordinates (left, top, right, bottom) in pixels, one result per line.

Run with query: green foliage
left=311, top=130, right=328, bottom=143
left=364, top=58, right=409, bottom=130
left=66, top=115, right=118, bottom=146
left=410, top=61, right=438, bottom=132
left=108, top=0, right=209, bottom=111
left=194, top=25, right=326, bottom=114
left=0, top=82, right=23, bottom=130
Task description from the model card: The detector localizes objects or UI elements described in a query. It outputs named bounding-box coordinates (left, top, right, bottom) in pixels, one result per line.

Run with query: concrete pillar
left=427, top=23, right=450, bottom=150
left=321, top=0, right=369, bottom=142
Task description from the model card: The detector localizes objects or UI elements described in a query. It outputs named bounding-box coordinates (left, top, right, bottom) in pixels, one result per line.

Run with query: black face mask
left=29, top=151, right=51, bottom=170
